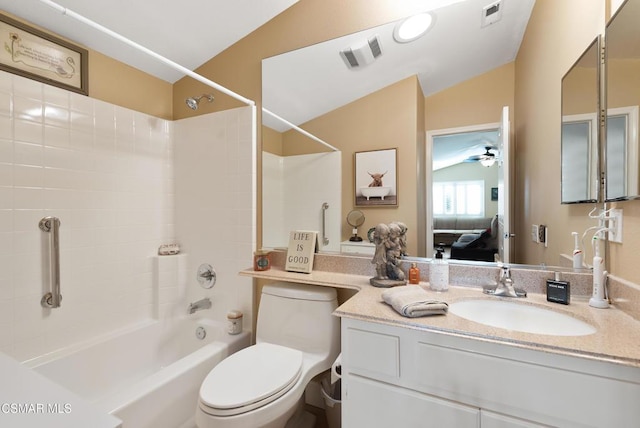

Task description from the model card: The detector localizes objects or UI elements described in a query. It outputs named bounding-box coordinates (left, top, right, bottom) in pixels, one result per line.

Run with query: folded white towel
left=381, top=286, right=448, bottom=318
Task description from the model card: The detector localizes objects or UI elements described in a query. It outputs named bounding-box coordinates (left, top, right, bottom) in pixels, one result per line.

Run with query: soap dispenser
left=429, top=247, right=449, bottom=291
left=409, top=263, right=420, bottom=284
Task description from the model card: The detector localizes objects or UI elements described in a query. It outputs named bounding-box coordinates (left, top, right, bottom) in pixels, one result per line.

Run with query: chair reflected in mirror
left=450, top=215, right=499, bottom=262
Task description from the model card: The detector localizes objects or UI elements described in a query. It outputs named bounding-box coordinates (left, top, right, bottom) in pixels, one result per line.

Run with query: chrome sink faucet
left=484, top=266, right=527, bottom=298
left=188, top=297, right=212, bottom=314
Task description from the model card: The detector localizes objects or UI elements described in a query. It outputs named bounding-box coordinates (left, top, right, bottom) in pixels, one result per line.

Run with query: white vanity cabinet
left=341, top=318, right=640, bottom=428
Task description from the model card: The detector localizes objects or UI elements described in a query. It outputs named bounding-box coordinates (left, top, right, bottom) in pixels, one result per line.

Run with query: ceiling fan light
left=393, top=13, right=434, bottom=43
left=480, top=157, right=496, bottom=167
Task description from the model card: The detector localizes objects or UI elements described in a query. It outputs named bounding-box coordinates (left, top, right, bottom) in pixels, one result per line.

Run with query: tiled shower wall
left=174, top=108, right=256, bottom=332
left=0, top=71, right=175, bottom=361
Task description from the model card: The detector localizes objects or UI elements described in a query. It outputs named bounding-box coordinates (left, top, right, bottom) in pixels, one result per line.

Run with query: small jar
left=253, top=250, right=271, bottom=271
left=226, top=310, right=243, bottom=335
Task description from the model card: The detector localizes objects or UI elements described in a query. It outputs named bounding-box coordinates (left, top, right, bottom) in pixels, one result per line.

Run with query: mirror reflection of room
left=262, top=0, right=531, bottom=259
left=432, top=129, right=500, bottom=262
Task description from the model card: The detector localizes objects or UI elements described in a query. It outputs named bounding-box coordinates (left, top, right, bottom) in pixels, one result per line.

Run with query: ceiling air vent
left=340, top=35, right=382, bottom=69
left=481, top=0, right=503, bottom=27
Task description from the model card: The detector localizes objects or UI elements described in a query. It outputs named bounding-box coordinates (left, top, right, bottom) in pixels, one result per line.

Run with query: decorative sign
left=285, top=230, right=318, bottom=273
left=0, top=13, right=88, bottom=95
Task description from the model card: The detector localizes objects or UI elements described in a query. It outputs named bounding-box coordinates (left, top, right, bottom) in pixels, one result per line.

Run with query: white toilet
left=196, top=282, right=340, bottom=428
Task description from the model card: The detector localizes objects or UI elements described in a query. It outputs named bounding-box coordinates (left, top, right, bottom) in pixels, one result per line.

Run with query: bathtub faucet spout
left=188, top=298, right=212, bottom=314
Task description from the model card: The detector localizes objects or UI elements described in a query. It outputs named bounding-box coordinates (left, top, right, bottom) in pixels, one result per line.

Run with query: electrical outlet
left=539, top=224, right=547, bottom=246
left=531, top=224, right=539, bottom=243
left=608, top=209, right=623, bottom=243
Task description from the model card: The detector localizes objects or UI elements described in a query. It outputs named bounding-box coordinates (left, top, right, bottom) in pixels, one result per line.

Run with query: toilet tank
left=257, top=282, right=340, bottom=356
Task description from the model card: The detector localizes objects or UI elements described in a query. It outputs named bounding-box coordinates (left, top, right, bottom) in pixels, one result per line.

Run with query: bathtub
left=24, top=318, right=250, bottom=428
left=360, top=186, right=391, bottom=200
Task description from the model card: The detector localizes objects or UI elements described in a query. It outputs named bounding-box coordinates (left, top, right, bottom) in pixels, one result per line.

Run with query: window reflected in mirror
left=561, top=37, right=600, bottom=204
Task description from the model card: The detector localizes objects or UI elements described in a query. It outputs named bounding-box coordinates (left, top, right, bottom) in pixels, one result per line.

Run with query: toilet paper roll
left=331, top=353, right=342, bottom=384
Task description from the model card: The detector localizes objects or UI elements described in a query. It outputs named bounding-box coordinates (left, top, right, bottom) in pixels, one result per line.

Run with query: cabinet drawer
left=345, top=327, right=399, bottom=381
left=344, top=376, right=480, bottom=428
left=414, top=341, right=640, bottom=427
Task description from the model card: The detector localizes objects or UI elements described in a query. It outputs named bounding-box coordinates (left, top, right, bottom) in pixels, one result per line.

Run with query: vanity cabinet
left=341, top=318, right=640, bottom=428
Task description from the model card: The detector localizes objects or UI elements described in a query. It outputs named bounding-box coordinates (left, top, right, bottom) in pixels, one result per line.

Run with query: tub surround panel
left=174, top=107, right=256, bottom=331
left=153, top=254, right=189, bottom=319
left=0, top=70, right=175, bottom=361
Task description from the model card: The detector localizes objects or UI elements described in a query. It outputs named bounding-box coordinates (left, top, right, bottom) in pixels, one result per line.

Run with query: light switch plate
left=608, top=209, right=623, bottom=243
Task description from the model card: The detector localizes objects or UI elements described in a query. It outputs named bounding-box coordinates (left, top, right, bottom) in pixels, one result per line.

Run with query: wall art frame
left=0, top=13, right=88, bottom=95
left=354, top=148, right=398, bottom=207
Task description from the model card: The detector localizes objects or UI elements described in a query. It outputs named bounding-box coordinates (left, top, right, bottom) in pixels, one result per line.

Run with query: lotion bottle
left=409, top=263, right=420, bottom=284
left=429, top=247, right=449, bottom=291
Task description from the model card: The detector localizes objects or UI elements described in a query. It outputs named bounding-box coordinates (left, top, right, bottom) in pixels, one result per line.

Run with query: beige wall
left=89, top=51, right=173, bottom=120
left=425, top=62, right=515, bottom=131
left=514, top=0, right=607, bottom=268
left=262, top=126, right=284, bottom=156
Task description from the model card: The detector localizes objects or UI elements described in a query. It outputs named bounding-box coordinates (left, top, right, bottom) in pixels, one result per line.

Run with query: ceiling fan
left=464, top=146, right=497, bottom=167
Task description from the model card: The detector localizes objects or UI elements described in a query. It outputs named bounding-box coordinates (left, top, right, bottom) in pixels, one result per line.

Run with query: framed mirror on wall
left=561, top=36, right=601, bottom=204
left=262, top=0, right=536, bottom=260
left=605, top=0, right=640, bottom=201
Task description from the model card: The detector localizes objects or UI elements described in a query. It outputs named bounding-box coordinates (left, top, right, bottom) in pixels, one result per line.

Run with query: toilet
left=196, top=282, right=340, bottom=428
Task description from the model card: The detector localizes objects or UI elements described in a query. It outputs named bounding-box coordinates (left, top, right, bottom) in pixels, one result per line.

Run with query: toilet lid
left=200, top=343, right=303, bottom=415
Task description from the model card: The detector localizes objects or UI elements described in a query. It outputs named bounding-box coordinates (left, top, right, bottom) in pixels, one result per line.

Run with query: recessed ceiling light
left=393, top=12, right=434, bottom=43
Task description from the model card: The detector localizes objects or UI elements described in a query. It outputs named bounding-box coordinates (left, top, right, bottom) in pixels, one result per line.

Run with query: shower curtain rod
left=38, top=0, right=256, bottom=107
left=262, top=108, right=339, bottom=152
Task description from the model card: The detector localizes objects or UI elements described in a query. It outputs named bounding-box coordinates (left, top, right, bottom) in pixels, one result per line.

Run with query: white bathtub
left=360, top=186, right=391, bottom=200
left=24, top=318, right=250, bottom=428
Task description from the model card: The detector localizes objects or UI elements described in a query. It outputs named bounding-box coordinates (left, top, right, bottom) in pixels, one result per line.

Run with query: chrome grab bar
left=40, top=216, right=62, bottom=308
left=321, top=202, right=329, bottom=246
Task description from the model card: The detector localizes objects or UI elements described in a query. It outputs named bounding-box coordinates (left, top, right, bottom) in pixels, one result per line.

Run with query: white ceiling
left=433, top=130, right=499, bottom=170
left=0, top=0, right=299, bottom=83
left=263, top=0, right=535, bottom=131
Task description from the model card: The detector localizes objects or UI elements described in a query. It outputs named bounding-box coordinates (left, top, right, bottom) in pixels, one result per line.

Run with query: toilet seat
left=199, top=343, right=303, bottom=417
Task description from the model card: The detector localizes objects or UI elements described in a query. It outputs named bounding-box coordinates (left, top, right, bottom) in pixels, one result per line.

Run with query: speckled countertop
left=240, top=263, right=640, bottom=369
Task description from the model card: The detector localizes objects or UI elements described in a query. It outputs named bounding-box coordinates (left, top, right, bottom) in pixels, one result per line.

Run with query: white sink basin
left=449, top=299, right=596, bottom=336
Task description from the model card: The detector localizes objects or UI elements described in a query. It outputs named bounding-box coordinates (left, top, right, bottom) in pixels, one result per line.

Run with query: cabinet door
left=481, top=411, right=548, bottom=428
left=344, top=375, right=479, bottom=428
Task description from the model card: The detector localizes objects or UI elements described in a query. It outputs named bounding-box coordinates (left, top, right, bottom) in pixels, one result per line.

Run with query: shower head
left=185, top=94, right=214, bottom=110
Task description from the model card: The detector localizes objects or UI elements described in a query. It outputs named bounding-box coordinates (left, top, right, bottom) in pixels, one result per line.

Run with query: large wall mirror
left=561, top=37, right=601, bottom=204
left=260, top=0, right=595, bottom=268
left=605, top=0, right=640, bottom=201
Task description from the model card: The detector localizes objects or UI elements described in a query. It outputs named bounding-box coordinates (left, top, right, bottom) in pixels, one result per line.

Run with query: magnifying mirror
left=346, top=210, right=365, bottom=242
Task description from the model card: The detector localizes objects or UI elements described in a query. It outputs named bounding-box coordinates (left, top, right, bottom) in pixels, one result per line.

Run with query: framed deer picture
left=354, top=148, right=398, bottom=207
